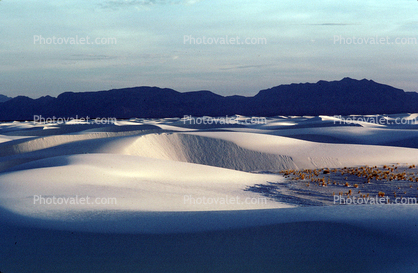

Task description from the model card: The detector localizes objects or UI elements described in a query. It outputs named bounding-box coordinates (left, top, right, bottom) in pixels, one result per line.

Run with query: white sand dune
left=183, top=131, right=418, bottom=168
left=1, top=114, right=418, bottom=272
left=1, top=114, right=418, bottom=215
left=105, top=133, right=298, bottom=171
left=0, top=153, right=290, bottom=217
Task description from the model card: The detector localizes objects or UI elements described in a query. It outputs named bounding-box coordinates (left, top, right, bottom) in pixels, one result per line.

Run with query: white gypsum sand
left=1, top=114, right=418, bottom=272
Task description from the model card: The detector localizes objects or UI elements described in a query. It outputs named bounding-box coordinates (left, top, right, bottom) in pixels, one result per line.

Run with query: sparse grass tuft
left=278, top=163, right=418, bottom=205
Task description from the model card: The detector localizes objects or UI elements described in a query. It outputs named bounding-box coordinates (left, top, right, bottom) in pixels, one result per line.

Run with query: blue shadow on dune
left=1, top=206, right=418, bottom=273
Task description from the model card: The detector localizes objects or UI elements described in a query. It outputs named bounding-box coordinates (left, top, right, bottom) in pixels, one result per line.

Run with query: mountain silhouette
left=0, top=94, right=11, bottom=103
left=0, top=78, right=417, bottom=121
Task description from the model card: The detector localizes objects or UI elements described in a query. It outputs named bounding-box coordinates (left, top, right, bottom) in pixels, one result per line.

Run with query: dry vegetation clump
left=278, top=163, right=418, bottom=203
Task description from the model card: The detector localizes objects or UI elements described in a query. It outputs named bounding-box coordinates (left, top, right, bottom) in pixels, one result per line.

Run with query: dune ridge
left=118, top=133, right=298, bottom=171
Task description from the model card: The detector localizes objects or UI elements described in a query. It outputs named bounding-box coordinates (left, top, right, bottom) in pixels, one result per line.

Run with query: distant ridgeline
left=1, top=77, right=418, bottom=121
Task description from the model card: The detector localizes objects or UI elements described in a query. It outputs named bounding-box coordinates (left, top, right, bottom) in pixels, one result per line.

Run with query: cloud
left=101, top=0, right=201, bottom=9
left=219, top=64, right=272, bottom=71
left=305, top=23, right=357, bottom=26
left=68, top=54, right=117, bottom=61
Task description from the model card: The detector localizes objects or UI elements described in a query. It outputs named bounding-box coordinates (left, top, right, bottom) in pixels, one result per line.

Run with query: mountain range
left=1, top=77, right=417, bottom=121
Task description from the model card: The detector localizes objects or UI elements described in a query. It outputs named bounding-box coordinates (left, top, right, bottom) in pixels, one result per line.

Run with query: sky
left=1, top=0, right=417, bottom=98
